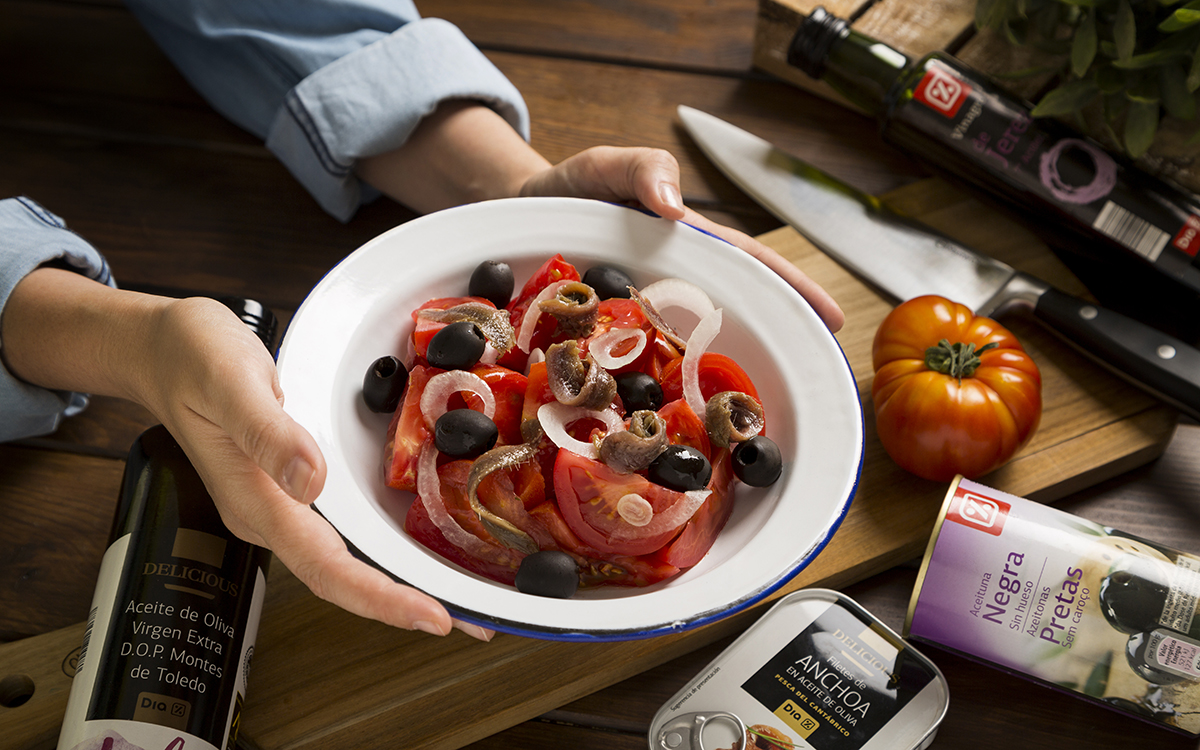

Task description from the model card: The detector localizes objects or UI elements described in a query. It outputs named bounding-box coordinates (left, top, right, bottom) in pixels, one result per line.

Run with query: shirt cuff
left=266, top=17, right=531, bottom=222
left=0, top=197, right=116, bottom=442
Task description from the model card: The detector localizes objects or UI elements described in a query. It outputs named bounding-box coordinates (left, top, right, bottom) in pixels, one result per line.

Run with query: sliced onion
left=682, top=308, right=723, bottom=419
left=416, top=442, right=494, bottom=557
left=419, top=370, right=496, bottom=430
left=616, top=494, right=653, bottom=527
left=537, top=401, right=623, bottom=459
left=589, top=327, right=647, bottom=370
left=612, top=489, right=711, bottom=540
left=524, top=347, right=546, bottom=376
left=639, top=278, right=715, bottom=324
left=516, top=279, right=572, bottom=352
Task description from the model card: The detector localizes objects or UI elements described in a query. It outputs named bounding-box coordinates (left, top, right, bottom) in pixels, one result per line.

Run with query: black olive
left=647, top=444, right=712, bottom=492
left=433, top=408, right=499, bottom=458
left=426, top=320, right=486, bottom=370
left=582, top=265, right=635, bottom=300
left=362, top=355, right=409, bottom=413
left=731, top=435, right=783, bottom=487
left=515, top=550, right=579, bottom=598
left=468, top=260, right=515, bottom=308
left=615, top=372, right=663, bottom=412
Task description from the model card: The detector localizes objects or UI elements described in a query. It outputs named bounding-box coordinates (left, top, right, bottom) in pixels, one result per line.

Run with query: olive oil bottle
left=57, top=298, right=276, bottom=750
left=787, top=7, right=1200, bottom=333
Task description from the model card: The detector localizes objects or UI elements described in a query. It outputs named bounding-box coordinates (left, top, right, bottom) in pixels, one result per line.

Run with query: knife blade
left=678, top=104, right=1200, bottom=421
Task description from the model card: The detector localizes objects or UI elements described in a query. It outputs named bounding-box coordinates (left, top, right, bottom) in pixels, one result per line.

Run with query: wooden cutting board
left=0, top=179, right=1177, bottom=750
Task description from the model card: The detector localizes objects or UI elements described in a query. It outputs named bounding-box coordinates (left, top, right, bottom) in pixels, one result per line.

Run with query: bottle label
left=1148, top=630, right=1200, bottom=680
left=1159, top=555, right=1200, bottom=633
left=900, top=61, right=1200, bottom=287
left=58, top=530, right=267, bottom=750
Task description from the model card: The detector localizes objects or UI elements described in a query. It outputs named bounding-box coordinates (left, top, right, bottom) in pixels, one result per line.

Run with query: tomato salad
left=366, top=255, right=782, bottom=598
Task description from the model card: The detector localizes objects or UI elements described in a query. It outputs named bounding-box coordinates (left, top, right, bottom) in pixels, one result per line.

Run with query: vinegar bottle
left=787, top=7, right=1200, bottom=315
left=57, top=298, right=276, bottom=750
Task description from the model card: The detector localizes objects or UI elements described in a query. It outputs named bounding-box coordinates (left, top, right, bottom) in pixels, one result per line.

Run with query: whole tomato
left=871, top=295, right=1042, bottom=482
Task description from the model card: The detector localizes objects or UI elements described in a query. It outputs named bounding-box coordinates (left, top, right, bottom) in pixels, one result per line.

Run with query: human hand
left=2, top=269, right=490, bottom=640
left=518, top=145, right=845, bottom=332
left=135, top=297, right=494, bottom=641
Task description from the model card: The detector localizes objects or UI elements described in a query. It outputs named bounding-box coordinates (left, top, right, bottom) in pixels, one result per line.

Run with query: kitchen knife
left=677, top=105, right=1200, bottom=421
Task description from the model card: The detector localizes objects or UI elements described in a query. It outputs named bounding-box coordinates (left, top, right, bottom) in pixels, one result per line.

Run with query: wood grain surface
left=2, top=1, right=1198, bottom=749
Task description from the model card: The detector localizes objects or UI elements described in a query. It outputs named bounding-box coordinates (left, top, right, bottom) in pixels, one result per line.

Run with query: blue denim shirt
left=0, top=198, right=116, bottom=442
left=3, top=2, right=529, bottom=438
left=124, top=0, right=530, bottom=221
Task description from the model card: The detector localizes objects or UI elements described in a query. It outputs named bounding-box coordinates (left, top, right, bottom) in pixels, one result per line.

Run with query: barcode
left=1093, top=201, right=1169, bottom=261
left=78, top=606, right=98, bottom=672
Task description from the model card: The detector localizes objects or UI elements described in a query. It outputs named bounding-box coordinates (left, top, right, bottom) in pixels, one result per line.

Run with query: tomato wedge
left=655, top=448, right=736, bottom=568
left=580, top=298, right=657, bottom=376
left=529, top=501, right=680, bottom=586
left=404, top=460, right=526, bottom=584
left=384, top=365, right=434, bottom=492
left=553, top=450, right=695, bottom=556
left=660, top=352, right=760, bottom=404
left=658, top=398, right=712, bottom=460
left=410, top=296, right=494, bottom=360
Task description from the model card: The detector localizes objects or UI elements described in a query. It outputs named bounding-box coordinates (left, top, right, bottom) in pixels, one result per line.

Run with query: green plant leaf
left=1160, top=7, right=1200, bottom=32
left=1127, top=75, right=1161, bottom=103
left=1096, top=63, right=1129, bottom=94
left=1189, top=49, right=1200, bottom=90
left=1072, top=10, right=1098, bottom=75
left=1161, top=63, right=1197, bottom=117
left=1124, top=99, right=1161, bottom=156
left=1032, top=78, right=1101, bottom=115
left=1111, top=48, right=1189, bottom=68
left=1115, top=0, right=1137, bottom=61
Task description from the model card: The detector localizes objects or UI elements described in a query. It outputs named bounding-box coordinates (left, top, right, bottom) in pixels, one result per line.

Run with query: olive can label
left=649, top=589, right=948, bottom=750
left=906, top=477, right=1200, bottom=735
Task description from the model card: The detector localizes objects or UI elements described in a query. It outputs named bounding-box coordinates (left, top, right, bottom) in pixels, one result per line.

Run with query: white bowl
left=277, top=197, right=863, bottom=641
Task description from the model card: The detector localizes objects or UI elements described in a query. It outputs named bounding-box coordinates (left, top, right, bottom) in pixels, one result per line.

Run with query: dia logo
left=916, top=66, right=971, bottom=118
left=947, top=488, right=1010, bottom=536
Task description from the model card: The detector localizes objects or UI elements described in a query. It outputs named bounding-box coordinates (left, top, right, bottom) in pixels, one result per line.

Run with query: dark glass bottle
left=1098, top=550, right=1200, bottom=639
left=1126, top=629, right=1200, bottom=685
left=787, top=7, right=1200, bottom=333
left=57, top=298, right=276, bottom=750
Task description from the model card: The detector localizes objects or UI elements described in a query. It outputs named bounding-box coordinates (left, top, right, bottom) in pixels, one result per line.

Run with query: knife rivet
left=1158, top=345, right=1177, bottom=360
left=1079, top=306, right=1099, bottom=320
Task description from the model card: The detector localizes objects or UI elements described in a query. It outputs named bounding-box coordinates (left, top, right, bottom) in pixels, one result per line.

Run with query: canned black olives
left=731, top=435, right=782, bottom=487
left=515, top=550, right=580, bottom=598
left=615, top=371, right=664, bottom=412
left=362, top=355, right=409, bottom=413
left=582, top=265, right=635, bottom=300
left=426, top=321, right=486, bottom=370
left=433, top=409, right=499, bottom=458
left=648, top=444, right=712, bottom=492
left=468, top=260, right=515, bottom=308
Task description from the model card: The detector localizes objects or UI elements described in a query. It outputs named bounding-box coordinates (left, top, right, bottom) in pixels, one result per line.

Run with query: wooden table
left=3, top=1, right=1200, bottom=748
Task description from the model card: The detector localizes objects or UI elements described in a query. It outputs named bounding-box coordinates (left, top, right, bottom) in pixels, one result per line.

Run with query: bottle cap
left=787, top=6, right=849, bottom=79
left=219, top=296, right=278, bottom=353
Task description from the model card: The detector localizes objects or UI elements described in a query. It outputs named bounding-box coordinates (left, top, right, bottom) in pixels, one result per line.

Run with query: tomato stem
left=924, top=338, right=997, bottom=382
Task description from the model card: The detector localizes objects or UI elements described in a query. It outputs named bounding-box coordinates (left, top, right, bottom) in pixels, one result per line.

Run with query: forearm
left=2, top=267, right=166, bottom=404
left=356, top=101, right=551, bottom=214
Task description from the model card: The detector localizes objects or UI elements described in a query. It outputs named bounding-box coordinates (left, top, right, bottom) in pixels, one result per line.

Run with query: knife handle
left=1033, top=287, right=1200, bottom=420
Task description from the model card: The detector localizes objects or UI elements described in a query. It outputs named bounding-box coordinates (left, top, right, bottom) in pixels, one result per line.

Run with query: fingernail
left=283, top=456, right=315, bottom=503
left=413, top=620, right=449, bottom=636
left=658, top=182, right=683, bottom=212
left=454, top=621, right=495, bottom=642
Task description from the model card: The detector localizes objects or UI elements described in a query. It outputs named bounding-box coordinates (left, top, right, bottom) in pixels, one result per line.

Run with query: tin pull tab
left=654, top=711, right=748, bottom=750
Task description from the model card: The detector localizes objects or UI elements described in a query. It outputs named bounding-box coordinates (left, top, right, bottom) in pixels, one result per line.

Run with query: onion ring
left=516, top=279, right=572, bottom=352
left=682, top=308, right=723, bottom=419
left=589, top=327, right=647, bottom=370
left=419, top=370, right=496, bottom=431
left=537, top=402, right=624, bottom=460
